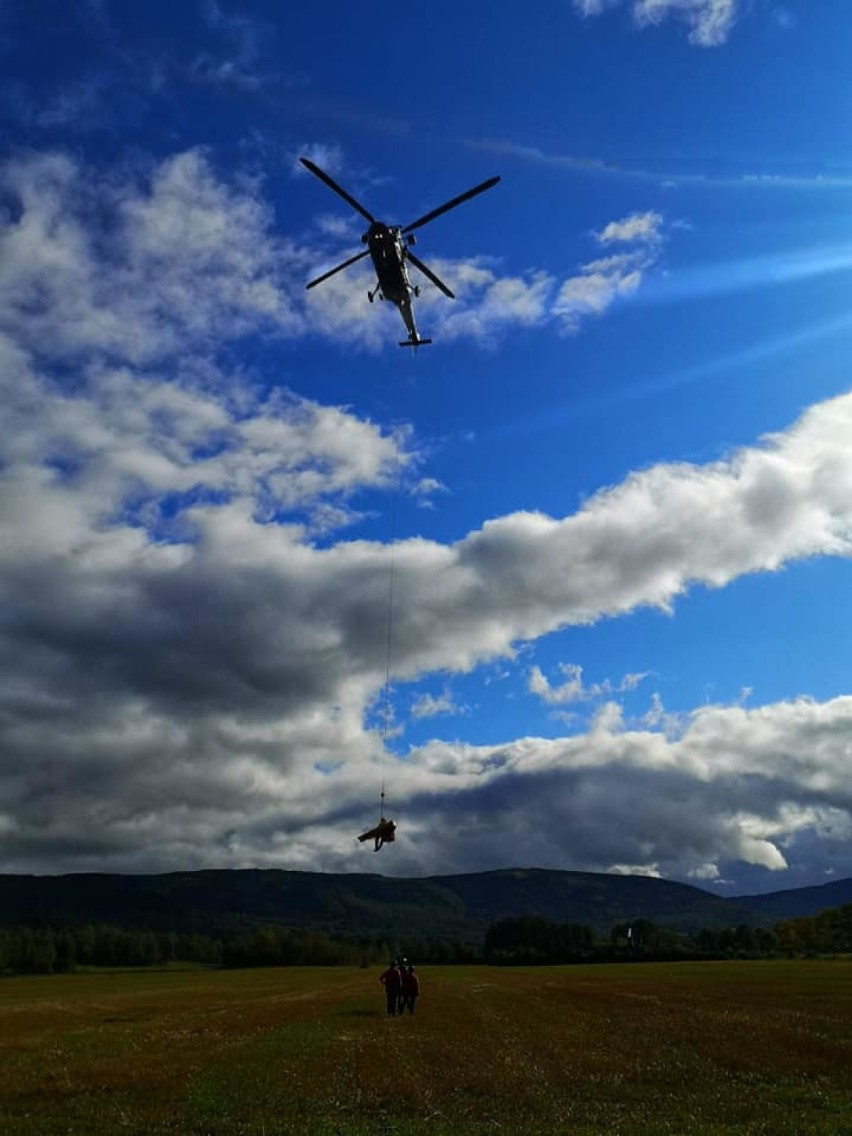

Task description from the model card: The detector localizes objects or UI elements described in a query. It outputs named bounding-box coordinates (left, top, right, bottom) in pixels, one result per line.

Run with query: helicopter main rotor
left=304, top=248, right=370, bottom=291
left=401, top=175, right=501, bottom=236
left=300, top=157, right=376, bottom=226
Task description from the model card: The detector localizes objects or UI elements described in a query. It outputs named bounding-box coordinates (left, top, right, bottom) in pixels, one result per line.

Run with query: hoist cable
left=378, top=432, right=403, bottom=816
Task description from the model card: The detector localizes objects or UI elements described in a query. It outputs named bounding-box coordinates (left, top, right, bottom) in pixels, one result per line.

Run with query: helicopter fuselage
left=363, top=223, right=423, bottom=343
left=365, top=223, right=409, bottom=302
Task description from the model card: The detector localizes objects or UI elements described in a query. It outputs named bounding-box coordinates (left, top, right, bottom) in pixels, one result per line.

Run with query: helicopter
left=300, top=157, right=500, bottom=347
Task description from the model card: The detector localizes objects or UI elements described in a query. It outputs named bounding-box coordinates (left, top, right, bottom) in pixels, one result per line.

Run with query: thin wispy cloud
left=292, top=142, right=345, bottom=177
left=190, top=1, right=280, bottom=90
left=573, top=0, right=741, bottom=46
left=411, top=688, right=461, bottom=719
left=638, top=242, right=852, bottom=307
left=466, top=138, right=852, bottom=193
left=530, top=664, right=649, bottom=705
left=598, top=211, right=662, bottom=244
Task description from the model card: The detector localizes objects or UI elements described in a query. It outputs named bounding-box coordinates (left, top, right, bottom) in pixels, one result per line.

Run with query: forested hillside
left=0, top=867, right=838, bottom=942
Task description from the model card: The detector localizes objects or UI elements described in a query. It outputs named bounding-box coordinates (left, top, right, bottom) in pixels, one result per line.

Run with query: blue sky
left=2, top=0, right=852, bottom=893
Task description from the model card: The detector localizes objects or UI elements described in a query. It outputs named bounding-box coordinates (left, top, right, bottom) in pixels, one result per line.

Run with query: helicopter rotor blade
left=401, top=175, right=501, bottom=236
left=299, top=158, right=376, bottom=226
left=305, top=248, right=370, bottom=290
left=406, top=251, right=455, bottom=299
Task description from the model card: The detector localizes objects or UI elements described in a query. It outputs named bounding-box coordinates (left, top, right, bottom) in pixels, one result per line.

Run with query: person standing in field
left=379, top=959, right=402, bottom=1016
left=400, top=963, right=420, bottom=1014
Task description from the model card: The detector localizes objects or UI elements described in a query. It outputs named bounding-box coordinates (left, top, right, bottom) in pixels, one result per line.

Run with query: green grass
left=1, top=961, right=850, bottom=1134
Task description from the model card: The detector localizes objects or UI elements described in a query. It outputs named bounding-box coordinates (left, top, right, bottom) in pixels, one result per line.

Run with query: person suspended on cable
left=358, top=816, right=397, bottom=851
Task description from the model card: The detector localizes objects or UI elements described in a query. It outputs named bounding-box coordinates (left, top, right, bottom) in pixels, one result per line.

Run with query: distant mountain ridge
left=738, top=876, right=852, bottom=920
left=1, top=867, right=848, bottom=942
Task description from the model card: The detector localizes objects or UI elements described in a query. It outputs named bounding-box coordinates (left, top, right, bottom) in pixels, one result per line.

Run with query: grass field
left=1, top=960, right=850, bottom=1135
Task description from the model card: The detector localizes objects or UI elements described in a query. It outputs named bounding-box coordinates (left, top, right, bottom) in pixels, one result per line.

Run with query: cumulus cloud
left=4, top=344, right=852, bottom=879
left=365, top=693, right=852, bottom=882
left=553, top=211, right=663, bottom=333
left=295, top=152, right=661, bottom=344
left=424, top=263, right=556, bottom=343
left=0, top=146, right=661, bottom=356
left=0, top=149, right=305, bottom=363
left=3, top=144, right=852, bottom=885
left=553, top=257, right=642, bottom=331
left=417, top=210, right=663, bottom=342
left=573, top=0, right=741, bottom=45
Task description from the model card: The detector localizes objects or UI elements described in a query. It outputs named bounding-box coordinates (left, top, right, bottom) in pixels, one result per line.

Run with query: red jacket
left=402, top=970, right=419, bottom=996
left=380, top=966, right=401, bottom=989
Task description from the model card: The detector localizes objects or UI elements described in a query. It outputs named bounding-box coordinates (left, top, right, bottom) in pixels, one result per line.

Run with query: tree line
left=482, top=906, right=852, bottom=964
left=0, top=923, right=387, bottom=974
left=2, top=904, right=851, bottom=974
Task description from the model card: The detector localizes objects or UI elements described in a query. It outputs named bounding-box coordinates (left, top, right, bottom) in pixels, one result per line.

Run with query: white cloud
left=418, top=211, right=663, bottom=342
left=0, top=147, right=661, bottom=356
left=529, top=663, right=648, bottom=705
left=0, top=149, right=304, bottom=363
left=551, top=210, right=662, bottom=333
left=553, top=260, right=642, bottom=331
left=644, top=692, right=666, bottom=727
left=573, top=0, right=741, bottom=46
left=468, top=137, right=852, bottom=193
left=0, top=357, right=403, bottom=539
left=530, top=663, right=585, bottom=704
left=609, top=863, right=662, bottom=878
left=411, top=688, right=459, bottom=719
left=621, top=672, right=648, bottom=692
left=191, top=1, right=275, bottom=90
left=591, top=701, right=625, bottom=733
left=689, top=862, right=721, bottom=880
left=418, top=263, right=556, bottom=344
left=296, top=161, right=660, bottom=344
left=598, top=211, right=663, bottom=244
left=4, top=146, right=852, bottom=884
left=382, top=693, right=852, bottom=880
left=293, top=142, right=345, bottom=178
left=413, top=477, right=447, bottom=509
left=634, top=0, right=738, bottom=45
left=574, top=0, right=621, bottom=14
left=642, top=693, right=685, bottom=739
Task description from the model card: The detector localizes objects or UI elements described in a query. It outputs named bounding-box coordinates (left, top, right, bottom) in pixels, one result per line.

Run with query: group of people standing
left=379, top=958, right=420, bottom=1016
